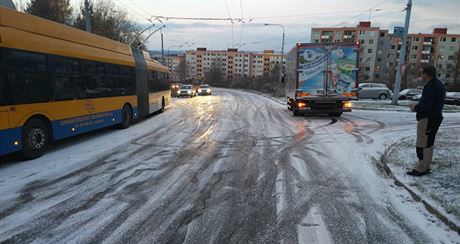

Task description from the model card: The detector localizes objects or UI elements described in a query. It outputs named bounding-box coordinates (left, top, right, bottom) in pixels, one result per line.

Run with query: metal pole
left=84, top=0, right=91, bottom=32
left=280, top=27, right=285, bottom=83
left=391, top=0, right=412, bottom=105
left=161, top=32, right=165, bottom=64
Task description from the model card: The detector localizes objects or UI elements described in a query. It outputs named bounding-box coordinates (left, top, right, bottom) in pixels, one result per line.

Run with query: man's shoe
left=406, top=169, right=430, bottom=177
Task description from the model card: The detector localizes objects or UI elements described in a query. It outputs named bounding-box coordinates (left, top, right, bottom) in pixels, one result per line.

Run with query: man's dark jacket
left=414, top=77, right=446, bottom=121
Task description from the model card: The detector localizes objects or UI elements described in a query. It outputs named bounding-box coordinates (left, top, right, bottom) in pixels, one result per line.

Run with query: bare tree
left=25, top=0, right=73, bottom=25
left=73, top=0, right=146, bottom=49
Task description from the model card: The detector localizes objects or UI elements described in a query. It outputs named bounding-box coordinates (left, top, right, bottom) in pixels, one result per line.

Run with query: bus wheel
left=119, top=105, right=132, bottom=129
left=21, top=118, right=49, bottom=160
left=160, top=98, right=166, bottom=112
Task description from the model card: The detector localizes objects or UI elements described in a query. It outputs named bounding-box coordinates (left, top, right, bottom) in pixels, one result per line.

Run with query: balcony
left=421, top=59, right=429, bottom=63
left=423, top=42, right=432, bottom=45
left=343, top=35, right=354, bottom=39
left=321, top=35, right=331, bottom=39
left=421, top=50, right=431, bottom=54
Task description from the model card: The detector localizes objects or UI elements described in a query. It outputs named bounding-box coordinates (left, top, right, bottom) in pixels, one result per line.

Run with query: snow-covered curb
left=379, top=133, right=460, bottom=233
left=352, top=100, right=460, bottom=113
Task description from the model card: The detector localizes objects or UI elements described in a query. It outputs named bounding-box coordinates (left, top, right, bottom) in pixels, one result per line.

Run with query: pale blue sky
left=17, top=0, right=460, bottom=52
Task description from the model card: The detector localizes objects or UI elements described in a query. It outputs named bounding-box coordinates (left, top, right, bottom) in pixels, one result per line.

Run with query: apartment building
left=388, top=28, right=460, bottom=85
left=311, top=21, right=389, bottom=83
left=165, top=54, right=186, bottom=82
left=185, top=48, right=285, bottom=81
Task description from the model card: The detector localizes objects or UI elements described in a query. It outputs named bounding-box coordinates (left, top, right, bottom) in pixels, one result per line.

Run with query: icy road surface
left=0, top=89, right=459, bottom=243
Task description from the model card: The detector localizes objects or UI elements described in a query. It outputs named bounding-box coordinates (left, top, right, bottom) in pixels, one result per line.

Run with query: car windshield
left=200, top=85, right=209, bottom=88
left=181, top=85, right=192, bottom=89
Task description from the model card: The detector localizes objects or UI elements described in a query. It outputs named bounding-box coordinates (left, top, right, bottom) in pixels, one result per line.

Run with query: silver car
left=358, top=83, right=392, bottom=100
left=177, top=85, right=196, bottom=98
left=399, top=88, right=422, bottom=100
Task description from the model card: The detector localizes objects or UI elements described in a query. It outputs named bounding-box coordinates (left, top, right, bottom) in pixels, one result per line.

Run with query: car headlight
left=177, top=91, right=180, bottom=94
left=198, top=89, right=202, bottom=92
left=207, top=89, right=211, bottom=92
left=187, top=90, right=191, bottom=94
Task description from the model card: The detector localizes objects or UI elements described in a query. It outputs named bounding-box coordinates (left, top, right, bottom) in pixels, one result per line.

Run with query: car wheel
left=21, top=118, right=49, bottom=160
left=378, top=93, right=388, bottom=100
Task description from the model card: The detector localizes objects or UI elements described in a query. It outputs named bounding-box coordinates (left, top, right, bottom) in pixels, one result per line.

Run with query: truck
left=286, top=42, right=359, bottom=117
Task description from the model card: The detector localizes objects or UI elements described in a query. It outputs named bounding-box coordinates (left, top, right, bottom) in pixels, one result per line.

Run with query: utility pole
left=264, top=23, right=285, bottom=83
left=391, top=0, right=412, bottom=105
left=84, top=0, right=91, bottom=32
left=161, top=32, right=165, bottom=64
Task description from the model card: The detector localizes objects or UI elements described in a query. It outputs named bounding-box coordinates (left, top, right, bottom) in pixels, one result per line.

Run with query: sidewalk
left=352, top=100, right=460, bottom=112
left=383, top=127, right=460, bottom=231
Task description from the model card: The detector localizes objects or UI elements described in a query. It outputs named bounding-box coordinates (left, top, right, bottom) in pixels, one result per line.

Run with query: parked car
left=177, top=84, right=196, bottom=98
left=398, top=88, right=422, bottom=100
left=357, top=83, right=392, bottom=100
left=197, top=84, right=212, bottom=95
left=412, top=92, right=460, bottom=106
left=445, top=92, right=460, bottom=106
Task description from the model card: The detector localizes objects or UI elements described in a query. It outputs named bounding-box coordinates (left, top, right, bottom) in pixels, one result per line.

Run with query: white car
left=197, top=84, right=212, bottom=96
left=177, top=85, right=196, bottom=98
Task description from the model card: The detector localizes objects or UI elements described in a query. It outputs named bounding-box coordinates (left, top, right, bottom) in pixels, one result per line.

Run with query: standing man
left=408, top=64, right=446, bottom=176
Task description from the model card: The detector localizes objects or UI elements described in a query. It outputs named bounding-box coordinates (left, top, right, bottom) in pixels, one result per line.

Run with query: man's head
left=421, top=64, right=437, bottom=83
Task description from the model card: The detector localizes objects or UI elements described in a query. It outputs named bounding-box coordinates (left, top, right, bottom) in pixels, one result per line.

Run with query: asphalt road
left=0, top=89, right=458, bottom=243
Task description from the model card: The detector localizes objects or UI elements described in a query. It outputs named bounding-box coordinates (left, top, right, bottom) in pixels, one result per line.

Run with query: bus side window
left=7, top=50, right=50, bottom=104
left=48, top=55, right=81, bottom=101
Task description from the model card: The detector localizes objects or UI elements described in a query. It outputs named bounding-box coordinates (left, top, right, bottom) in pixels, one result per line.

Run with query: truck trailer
left=286, top=42, right=359, bottom=116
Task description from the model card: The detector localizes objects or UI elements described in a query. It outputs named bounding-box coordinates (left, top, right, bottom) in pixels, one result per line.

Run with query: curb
left=379, top=143, right=460, bottom=234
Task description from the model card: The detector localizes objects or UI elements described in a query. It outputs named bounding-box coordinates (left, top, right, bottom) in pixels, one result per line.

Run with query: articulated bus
left=0, top=7, right=171, bottom=159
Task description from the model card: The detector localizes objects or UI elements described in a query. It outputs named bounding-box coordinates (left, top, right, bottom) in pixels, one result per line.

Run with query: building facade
left=165, top=54, right=186, bottom=82
left=184, top=48, right=285, bottom=81
left=311, top=21, right=389, bottom=83
left=388, top=28, right=460, bottom=86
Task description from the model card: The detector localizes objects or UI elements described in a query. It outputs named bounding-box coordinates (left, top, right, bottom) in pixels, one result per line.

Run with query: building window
left=448, top=55, right=455, bottom=61
left=411, top=54, right=417, bottom=59
left=380, top=32, right=385, bottom=37
left=314, top=39, right=319, bottom=43
left=452, top=38, right=457, bottom=42
left=377, top=58, right=382, bottom=62
left=412, top=46, right=418, bottom=50
left=360, top=39, right=365, bottom=44
left=369, top=39, right=374, bottom=44
left=446, top=73, right=451, bottom=78
left=367, top=49, right=373, bottom=53
left=365, top=67, right=370, bottom=71
left=375, top=74, right=380, bottom=78
left=449, top=46, right=456, bottom=51
left=391, top=45, right=396, bottom=49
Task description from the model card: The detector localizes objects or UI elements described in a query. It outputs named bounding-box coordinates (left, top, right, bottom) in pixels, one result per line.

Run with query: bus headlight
left=177, top=91, right=180, bottom=94
left=297, top=102, right=307, bottom=108
left=198, top=89, right=202, bottom=92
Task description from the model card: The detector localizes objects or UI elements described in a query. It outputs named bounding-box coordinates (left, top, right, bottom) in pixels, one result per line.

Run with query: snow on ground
left=386, top=127, right=460, bottom=225
left=0, top=89, right=459, bottom=243
left=352, top=99, right=460, bottom=112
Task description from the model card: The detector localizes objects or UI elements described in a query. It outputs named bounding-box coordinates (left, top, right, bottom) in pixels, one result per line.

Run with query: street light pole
left=265, top=23, right=285, bottom=83
left=391, top=0, right=412, bottom=105
left=84, top=0, right=91, bottom=32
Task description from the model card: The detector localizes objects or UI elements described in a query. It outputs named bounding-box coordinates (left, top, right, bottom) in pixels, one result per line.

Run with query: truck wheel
left=293, top=109, right=301, bottom=117
left=21, top=118, right=49, bottom=160
left=119, top=105, right=132, bottom=129
left=378, top=93, right=388, bottom=100
left=329, top=113, right=342, bottom=117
